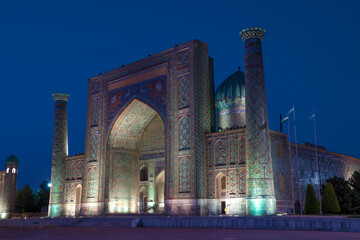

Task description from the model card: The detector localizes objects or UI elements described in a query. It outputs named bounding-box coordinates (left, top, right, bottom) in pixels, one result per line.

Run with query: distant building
left=49, top=27, right=360, bottom=217
left=0, top=155, right=19, bottom=218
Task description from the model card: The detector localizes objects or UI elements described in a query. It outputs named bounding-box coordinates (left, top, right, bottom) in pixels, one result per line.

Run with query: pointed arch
left=215, top=172, right=227, bottom=198
left=140, top=166, right=148, bottom=181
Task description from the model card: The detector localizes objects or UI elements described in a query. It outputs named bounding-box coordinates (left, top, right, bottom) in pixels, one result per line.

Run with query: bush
left=305, top=184, right=320, bottom=214
left=322, top=182, right=341, bottom=214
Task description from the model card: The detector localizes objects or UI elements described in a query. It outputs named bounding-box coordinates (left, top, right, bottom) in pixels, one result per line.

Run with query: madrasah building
left=48, top=27, right=360, bottom=218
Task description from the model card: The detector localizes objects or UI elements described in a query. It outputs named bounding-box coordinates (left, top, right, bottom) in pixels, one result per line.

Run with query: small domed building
left=0, top=155, right=19, bottom=218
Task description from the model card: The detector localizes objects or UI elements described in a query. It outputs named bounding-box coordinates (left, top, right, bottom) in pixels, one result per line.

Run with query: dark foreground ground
left=0, top=227, right=359, bottom=240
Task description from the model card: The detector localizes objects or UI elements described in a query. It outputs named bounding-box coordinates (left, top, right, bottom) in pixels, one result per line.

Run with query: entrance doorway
left=107, top=99, right=166, bottom=214
left=221, top=201, right=226, bottom=214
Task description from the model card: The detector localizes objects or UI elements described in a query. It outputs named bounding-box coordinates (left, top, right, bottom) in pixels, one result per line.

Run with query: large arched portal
left=107, top=99, right=166, bottom=214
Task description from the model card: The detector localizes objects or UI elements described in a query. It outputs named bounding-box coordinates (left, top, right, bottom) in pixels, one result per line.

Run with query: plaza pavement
left=0, top=227, right=359, bottom=240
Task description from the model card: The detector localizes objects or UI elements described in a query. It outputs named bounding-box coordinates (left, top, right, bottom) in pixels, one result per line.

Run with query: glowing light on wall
left=48, top=204, right=61, bottom=217
left=108, top=200, right=138, bottom=214
left=248, top=197, right=276, bottom=216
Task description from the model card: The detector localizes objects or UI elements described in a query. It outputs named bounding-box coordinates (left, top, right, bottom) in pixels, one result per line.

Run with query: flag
left=281, top=116, right=289, bottom=123
left=287, top=107, right=294, bottom=115
left=308, top=112, right=315, bottom=120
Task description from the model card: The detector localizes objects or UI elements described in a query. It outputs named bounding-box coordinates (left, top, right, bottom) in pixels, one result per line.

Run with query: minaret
left=240, top=27, right=276, bottom=215
left=1, top=155, right=19, bottom=218
left=49, top=93, right=69, bottom=217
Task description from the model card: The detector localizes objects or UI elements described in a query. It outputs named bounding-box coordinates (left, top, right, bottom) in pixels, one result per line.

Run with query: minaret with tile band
left=240, top=27, right=276, bottom=216
left=49, top=93, right=69, bottom=217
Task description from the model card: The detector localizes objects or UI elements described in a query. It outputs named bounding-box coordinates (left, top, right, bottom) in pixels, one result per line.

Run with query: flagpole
left=312, top=110, right=322, bottom=214
left=287, top=118, right=296, bottom=213
left=292, top=105, right=301, bottom=214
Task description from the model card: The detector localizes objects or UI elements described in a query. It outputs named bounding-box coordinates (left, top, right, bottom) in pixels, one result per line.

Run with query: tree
left=14, top=189, right=21, bottom=213
left=321, top=182, right=340, bottom=214
left=34, top=180, right=50, bottom=212
left=305, top=184, right=320, bottom=214
left=14, top=184, right=35, bottom=213
left=349, top=171, right=360, bottom=214
left=349, top=171, right=360, bottom=193
left=325, top=176, right=352, bottom=213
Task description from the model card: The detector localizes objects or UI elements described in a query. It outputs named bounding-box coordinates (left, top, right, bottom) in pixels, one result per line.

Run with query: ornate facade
left=49, top=27, right=360, bottom=217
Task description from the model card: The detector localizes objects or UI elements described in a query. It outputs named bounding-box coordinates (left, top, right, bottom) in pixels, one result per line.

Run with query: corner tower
left=49, top=93, right=70, bottom=217
left=240, top=27, right=276, bottom=215
left=1, top=155, right=19, bottom=218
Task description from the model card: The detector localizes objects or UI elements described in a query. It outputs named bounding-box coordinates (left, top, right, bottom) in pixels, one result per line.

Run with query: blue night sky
left=1, top=0, right=359, bottom=190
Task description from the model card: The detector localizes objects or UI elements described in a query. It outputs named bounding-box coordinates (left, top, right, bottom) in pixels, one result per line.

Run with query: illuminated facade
left=0, top=155, right=19, bottom=218
left=49, top=27, right=360, bottom=217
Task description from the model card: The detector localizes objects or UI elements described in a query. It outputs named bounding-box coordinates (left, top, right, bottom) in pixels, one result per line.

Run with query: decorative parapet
left=240, top=27, right=266, bottom=41
left=52, top=93, right=70, bottom=102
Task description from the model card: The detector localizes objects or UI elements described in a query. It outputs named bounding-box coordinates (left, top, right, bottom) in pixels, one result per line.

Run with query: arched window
left=221, top=176, right=226, bottom=190
left=140, top=167, right=148, bottom=181
left=6, top=168, right=9, bottom=173
left=12, top=168, right=16, bottom=173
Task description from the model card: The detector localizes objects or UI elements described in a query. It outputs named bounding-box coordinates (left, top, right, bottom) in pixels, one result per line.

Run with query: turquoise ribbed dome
left=6, top=154, right=19, bottom=164
left=215, top=69, right=246, bottom=130
left=215, top=69, right=245, bottom=103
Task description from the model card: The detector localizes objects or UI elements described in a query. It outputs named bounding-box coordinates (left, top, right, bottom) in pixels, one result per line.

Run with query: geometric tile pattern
left=239, top=136, right=246, bottom=164
left=177, top=49, right=190, bottom=70
left=91, top=99, right=99, bottom=126
left=229, top=138, right=236, bottom=164
left=111, top=153, right=135, bottom=199
left=179, top=158, right=191, bottom=193
left=77, top=162, right=83, bottom=178
left=215, top=139, right=226, bottom=165
left=229, top=171, right=237, bottom=195
left=239, top=167, right=246, bottom=194
left=89, top=132, right=98, bottom=161
left=87, top=168, right=96, bottom=198
left=178, top=116, right=191, bottom=150
left=71, top=163, right=76, bottom=179
left=178, top=74, right=190, bottom=109
left=271, top=138, right=292, bottom=201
